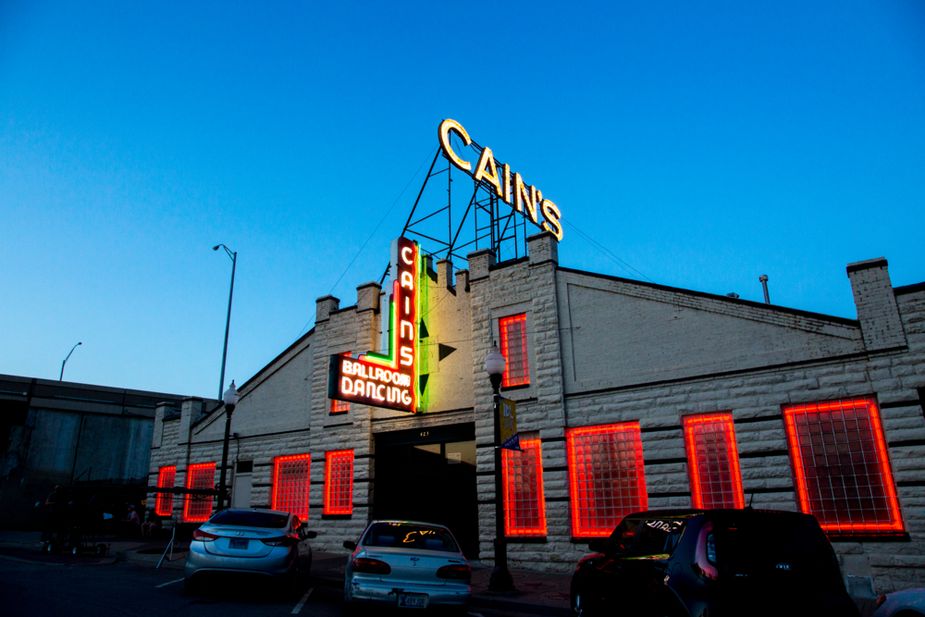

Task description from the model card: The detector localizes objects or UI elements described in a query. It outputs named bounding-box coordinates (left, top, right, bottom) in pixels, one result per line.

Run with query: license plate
left=396, top=593, right=428, bottom=609
left=229, top=538, right=248, bottom=549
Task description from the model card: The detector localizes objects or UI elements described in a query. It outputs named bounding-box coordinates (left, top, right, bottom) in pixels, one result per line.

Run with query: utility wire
left=561, top=217, right=654, bottom=283
left=295, top=155, right=429, bottom=338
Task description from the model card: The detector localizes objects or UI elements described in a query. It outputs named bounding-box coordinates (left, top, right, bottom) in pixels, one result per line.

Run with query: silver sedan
left=184, top=508, right=316, bottom=590
left=343, top=520, right=471, bottom=612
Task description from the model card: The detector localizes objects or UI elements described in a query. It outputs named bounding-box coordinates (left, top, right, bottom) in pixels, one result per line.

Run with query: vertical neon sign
left=328, top=237, right=420, bottom=413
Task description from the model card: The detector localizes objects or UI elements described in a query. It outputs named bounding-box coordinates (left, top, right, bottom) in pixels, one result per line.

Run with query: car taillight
left=192, top=529, right=218, bottom=542
left=351, top=557, right=391, bottom=575
left=261, top=534, right=299, bottom=547
left=436, top=564, right=471, bottom=582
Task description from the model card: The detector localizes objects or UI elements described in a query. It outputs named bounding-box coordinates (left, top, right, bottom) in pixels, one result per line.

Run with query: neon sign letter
left=328, top=237, right=420, bottom=413
left=437, top=118, right=564, bottom=241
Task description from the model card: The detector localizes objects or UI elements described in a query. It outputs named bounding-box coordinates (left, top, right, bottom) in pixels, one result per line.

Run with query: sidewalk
left=0, top=530, right=572, bottom=616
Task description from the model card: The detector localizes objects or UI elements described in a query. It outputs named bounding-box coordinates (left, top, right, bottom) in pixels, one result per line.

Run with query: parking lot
left=0, top=533, right=570, bottom=617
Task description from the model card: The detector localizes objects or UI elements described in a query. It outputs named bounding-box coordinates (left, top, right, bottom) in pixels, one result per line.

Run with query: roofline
left=0, top=373, right=188, bottom=401
left=556, top=265, right=859, bottom=327
left=236, top=326, right=316, bottom=394
left=895, top=281, right=925, bottom=296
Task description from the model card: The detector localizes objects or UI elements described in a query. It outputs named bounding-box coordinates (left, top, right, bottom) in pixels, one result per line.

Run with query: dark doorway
left=373, top=423, right=479, bottom=558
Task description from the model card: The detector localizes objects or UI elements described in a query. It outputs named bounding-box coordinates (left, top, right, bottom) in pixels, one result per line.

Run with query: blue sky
left=2, top=1, right=923, bottom=398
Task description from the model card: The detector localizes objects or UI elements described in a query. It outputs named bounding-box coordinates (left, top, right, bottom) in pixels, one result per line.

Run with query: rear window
left=210, top=510, right=289, bottom=528
left=713, top=514, right=838, bottom=575
left=363, top=523, right=459, bottom=552
left=609, top=517, right=687, bottom=557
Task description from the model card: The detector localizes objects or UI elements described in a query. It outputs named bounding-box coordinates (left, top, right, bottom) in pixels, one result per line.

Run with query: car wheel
left=573, top=589, right=598, bottom=617
left=182, top=577, right=197, bottom=595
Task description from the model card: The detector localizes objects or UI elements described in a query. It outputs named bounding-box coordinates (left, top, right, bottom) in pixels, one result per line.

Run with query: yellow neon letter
left=438, top=119, right=472, bottom=172
left=473, top=147, right=503, bottom=197
left=540, top=199, right=564, bottom=241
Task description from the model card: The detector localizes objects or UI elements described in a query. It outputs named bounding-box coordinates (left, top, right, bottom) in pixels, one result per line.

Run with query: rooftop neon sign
left=438, top=118, right=563, bottom=241
left=328, top=237, right=421, bottom=413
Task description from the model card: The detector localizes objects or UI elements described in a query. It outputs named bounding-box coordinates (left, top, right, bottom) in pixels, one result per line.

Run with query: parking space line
left=291, top=587, right=313, bottom=614
left=155, top=577, right=184, bottom=588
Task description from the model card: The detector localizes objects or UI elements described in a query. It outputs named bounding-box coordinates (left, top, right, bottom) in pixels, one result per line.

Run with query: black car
left=570, top=508, right=860, bottom=617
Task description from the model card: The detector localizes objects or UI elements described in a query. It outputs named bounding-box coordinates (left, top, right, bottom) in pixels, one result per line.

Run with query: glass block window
left=567, top=422, right=648, bottom=538
left=499, top=313, right=529, bottom=387
left=324, top=450, right=354, bottom=516
left=683, top=413, right=745, bottom=509
left=783, top=398, right=903, bottom=534
left=183, top=462, right=215, bottom=523
left=330, top=398, right=350, bottom=414
left=155, top=465, right=176, bottom=517
left=272, top=454, right=311, bottom=519
left=502, top=436, right=547, bottom=537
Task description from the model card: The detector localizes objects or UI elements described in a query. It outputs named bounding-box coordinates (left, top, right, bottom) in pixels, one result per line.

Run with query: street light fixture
left=484, top=343, right=515, bottom=592
left=59, top=341, right=83, bottom=381
left=217, top=380, right=239, bottom=511
left=213, top=243, right=237, bottom=401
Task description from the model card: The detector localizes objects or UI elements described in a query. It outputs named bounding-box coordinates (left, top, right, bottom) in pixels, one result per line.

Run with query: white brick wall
left=149, top=238, right=925, bottom=593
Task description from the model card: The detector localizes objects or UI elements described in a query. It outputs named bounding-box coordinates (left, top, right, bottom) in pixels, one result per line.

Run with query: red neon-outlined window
left=783, top=397, right=903, bottom=534
left=183, top=462, right=216, bottom=523
left=272, top=454, right=311, bottom=519
left=330, top=351, right=351, bottom=414
left=499, top=313, right=529, bottom=387
left=566, top=422, right=648, bottom=538
left=155, top=465, right=176, bottom=517
left=502, top=436, right=547, bottom=537
left=323, top=449, right=354, bottom=516
left=683, top=413, right=745, bottom=509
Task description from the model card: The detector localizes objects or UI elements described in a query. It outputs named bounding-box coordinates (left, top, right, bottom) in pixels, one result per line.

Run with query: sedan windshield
left=363, top=523, right=459, bottom=552
left=210, top=510, right=289, bottom=528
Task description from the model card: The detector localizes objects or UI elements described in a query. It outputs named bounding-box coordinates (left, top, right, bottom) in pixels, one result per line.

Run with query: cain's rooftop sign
left=438, top=118, right=563, bottom=241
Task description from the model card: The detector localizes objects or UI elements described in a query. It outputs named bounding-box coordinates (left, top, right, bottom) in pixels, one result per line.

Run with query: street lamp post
left=484, top=344, right=515, bottom=592
left=213, top=243, right=237, bottom=401
left=59, top=341, right=82, bottom=381
left=217, top=381, right=238, bottom=512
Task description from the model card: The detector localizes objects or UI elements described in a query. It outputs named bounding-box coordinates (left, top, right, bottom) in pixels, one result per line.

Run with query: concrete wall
left=0, top=375, right=185, bottom=527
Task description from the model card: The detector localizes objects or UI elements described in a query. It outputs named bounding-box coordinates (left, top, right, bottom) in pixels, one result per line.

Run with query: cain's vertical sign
left=328, top=237, right=420, bottom=413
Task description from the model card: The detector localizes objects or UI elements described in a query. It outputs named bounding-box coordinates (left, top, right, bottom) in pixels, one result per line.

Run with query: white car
left=343, top=520, right=471, bottom=613
left=184, top=508, right=316, bottom=591
left=873, top=587, right=925, bottom=617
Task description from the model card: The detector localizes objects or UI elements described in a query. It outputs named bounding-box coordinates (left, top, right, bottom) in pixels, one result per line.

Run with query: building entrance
left=373, top=423, right=479, bottom=558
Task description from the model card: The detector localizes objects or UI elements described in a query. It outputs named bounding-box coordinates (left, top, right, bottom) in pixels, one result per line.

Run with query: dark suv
left=570, top=509, right=859, bottom=617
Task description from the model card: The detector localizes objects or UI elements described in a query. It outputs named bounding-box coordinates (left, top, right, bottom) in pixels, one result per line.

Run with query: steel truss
left=381, top=140, right=543, bottom=282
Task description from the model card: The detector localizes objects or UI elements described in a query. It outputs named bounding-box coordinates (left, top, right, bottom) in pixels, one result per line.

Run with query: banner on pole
left=498, top=398, right=521, bottom=451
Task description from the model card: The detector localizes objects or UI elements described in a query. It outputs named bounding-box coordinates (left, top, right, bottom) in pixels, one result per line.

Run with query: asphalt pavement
left=0, top=530, right=572, bottom=616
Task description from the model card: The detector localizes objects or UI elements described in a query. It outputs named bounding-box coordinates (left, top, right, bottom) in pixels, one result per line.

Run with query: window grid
left=783, top=397, right=903, bottom=534
left=324, top=450, right=354, bottom=516
left=500, top=313, right=529, bottom=387
left=567, top=422, right=648, bottom=538
left=330, top=398, right=350, bottom=414
left=183, top=462, right=215, bottom=523
left=502, top=436, right=547, bottom=537
left=272, top=454, right=311, bottom=519
left=683, top=413, right=745, bottom=509
left=155, top=466, right=176, bottom=516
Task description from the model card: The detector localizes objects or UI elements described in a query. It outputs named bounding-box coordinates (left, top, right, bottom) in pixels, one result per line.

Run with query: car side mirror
left=298, top=525, right=317, bottom=540
left=343, top=540, right=357, bottom=551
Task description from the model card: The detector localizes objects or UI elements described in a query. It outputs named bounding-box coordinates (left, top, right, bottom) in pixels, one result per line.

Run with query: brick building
left=149, top=232, right=925, bottom=593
